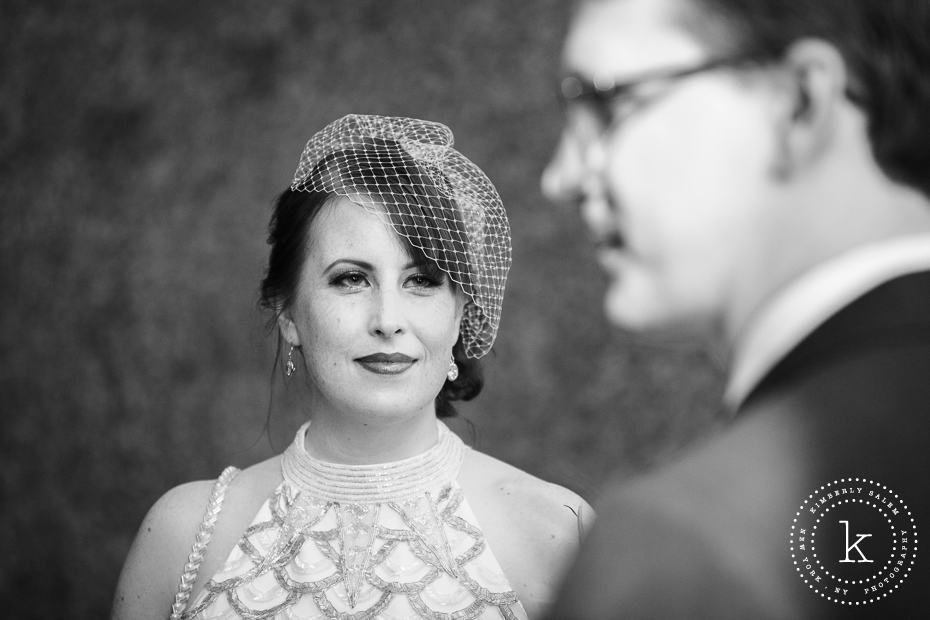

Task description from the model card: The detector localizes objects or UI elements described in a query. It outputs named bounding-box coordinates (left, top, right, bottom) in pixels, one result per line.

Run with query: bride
left=112, top=114, right=590, bottom=619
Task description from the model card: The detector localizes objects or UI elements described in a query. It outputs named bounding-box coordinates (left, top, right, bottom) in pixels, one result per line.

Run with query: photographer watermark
left=788, top=478, right=918, bottom=606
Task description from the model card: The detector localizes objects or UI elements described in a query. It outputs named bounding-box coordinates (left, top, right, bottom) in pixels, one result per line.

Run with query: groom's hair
left=680, top=0, right=930, bottom=200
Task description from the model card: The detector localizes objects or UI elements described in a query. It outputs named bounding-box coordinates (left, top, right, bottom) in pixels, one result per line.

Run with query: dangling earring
left=447, top=355, right=459, bottom=382
left=285, top=345, right=297, bottom=377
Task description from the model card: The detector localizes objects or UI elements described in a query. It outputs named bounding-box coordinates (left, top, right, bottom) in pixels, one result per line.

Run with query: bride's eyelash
left=328, top=264, right=449, bottom=289
left=408, top=261, right=450, bottom=287
left=330, top=270, right=368, bottom=287
left=407, top=272, right=443, bottom=287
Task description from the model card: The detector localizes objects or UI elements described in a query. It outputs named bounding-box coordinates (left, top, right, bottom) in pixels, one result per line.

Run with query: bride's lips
left=355, top=352, right=416, bottom=375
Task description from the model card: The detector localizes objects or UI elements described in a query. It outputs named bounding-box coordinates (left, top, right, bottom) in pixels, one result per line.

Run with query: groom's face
left=543, top=0, right=778, bottom=334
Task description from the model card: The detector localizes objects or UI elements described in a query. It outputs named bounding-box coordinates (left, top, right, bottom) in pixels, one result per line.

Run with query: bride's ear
left=453, top=292, right=468, bottom=342
left=455, top=294, right=467, bottom=327
left=277, top=309, right=300, bottom=348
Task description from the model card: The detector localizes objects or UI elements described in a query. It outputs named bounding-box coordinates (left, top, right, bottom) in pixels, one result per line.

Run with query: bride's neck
left=302, top=408, right=440, bottom=464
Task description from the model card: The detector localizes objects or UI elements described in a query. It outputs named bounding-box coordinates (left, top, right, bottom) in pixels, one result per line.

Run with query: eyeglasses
left=559, top=52, right=772, bottom=139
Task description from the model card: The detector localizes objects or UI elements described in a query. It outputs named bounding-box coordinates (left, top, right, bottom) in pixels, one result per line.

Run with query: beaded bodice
left=181, top=422, right=528, bottom=619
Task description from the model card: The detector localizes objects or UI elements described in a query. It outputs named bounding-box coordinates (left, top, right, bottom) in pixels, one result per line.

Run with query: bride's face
left=280, top=196, right=465, bottom=421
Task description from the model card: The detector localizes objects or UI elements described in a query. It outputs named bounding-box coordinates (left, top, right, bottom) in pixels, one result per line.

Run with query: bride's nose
left=369, top=287, right=406, bottom=337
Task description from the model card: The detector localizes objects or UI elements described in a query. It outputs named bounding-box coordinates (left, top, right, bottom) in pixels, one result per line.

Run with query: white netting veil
left=290, top=114, right=511, bottom=359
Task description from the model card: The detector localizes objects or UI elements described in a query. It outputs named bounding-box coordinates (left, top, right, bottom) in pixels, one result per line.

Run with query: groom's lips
left=596, top=230, right=625, bottom=250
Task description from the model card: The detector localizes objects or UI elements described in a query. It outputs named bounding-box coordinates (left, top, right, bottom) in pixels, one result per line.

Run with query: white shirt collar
left=724, top=234, right=930, bottom=410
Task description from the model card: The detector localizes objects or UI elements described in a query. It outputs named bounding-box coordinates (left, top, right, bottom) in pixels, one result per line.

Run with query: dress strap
left=169, top=466, right=240, bottom=620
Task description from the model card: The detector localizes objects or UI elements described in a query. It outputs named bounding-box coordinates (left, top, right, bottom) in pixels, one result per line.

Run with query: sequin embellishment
left=181, top=422, right=527, bottom=619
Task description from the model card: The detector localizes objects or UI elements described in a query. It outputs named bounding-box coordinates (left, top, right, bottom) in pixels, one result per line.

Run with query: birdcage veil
left=290, top=114, right=511, bottom=359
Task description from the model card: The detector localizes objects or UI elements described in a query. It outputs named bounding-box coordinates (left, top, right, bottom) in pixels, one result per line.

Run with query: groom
left=542, top=0, right=930, bottom=617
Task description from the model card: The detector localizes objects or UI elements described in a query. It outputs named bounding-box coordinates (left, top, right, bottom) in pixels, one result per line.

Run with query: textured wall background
left=0, top=1, right=724, bottom=617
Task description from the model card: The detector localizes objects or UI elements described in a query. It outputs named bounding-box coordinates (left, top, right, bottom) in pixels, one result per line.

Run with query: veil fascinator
left=291, top=114, right=511, bottom=359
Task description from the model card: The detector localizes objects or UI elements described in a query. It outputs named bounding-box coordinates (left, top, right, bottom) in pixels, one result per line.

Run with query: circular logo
left=788, top=478, right=918, bottom=606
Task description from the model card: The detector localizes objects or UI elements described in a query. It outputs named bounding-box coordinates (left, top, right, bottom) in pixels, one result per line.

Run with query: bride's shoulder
left=149, top=455, right=282, bottom=532
left=456, top=447, right=592, bottom=616
left=112, top=456, right=283, bottom=619
left=459, top=447, right=592, bottom=535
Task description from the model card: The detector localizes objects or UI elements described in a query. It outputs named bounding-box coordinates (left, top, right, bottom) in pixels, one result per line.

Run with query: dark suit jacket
left=546, top=271, right=930, bottom=619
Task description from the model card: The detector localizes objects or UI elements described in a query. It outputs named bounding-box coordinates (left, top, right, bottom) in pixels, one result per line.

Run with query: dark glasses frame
left=559, top=51, right=777, bottom=130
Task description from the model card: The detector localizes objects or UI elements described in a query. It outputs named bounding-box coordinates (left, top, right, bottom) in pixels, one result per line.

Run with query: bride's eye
left=331, top=271, right=369, bottom=289
left=406, top=272, right=442, bottom=288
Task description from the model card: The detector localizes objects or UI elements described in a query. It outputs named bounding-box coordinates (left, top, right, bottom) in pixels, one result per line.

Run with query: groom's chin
left=603, top=285, right=718, bottom=343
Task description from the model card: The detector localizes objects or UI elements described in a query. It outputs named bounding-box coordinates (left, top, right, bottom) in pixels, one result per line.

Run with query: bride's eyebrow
left=322, top=258, right=425, bottom=273
left=323, top=258, right=373, bottom=273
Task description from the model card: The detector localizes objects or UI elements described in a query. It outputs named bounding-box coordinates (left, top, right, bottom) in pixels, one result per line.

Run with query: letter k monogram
left=839, top=520, right=873, bottom=563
